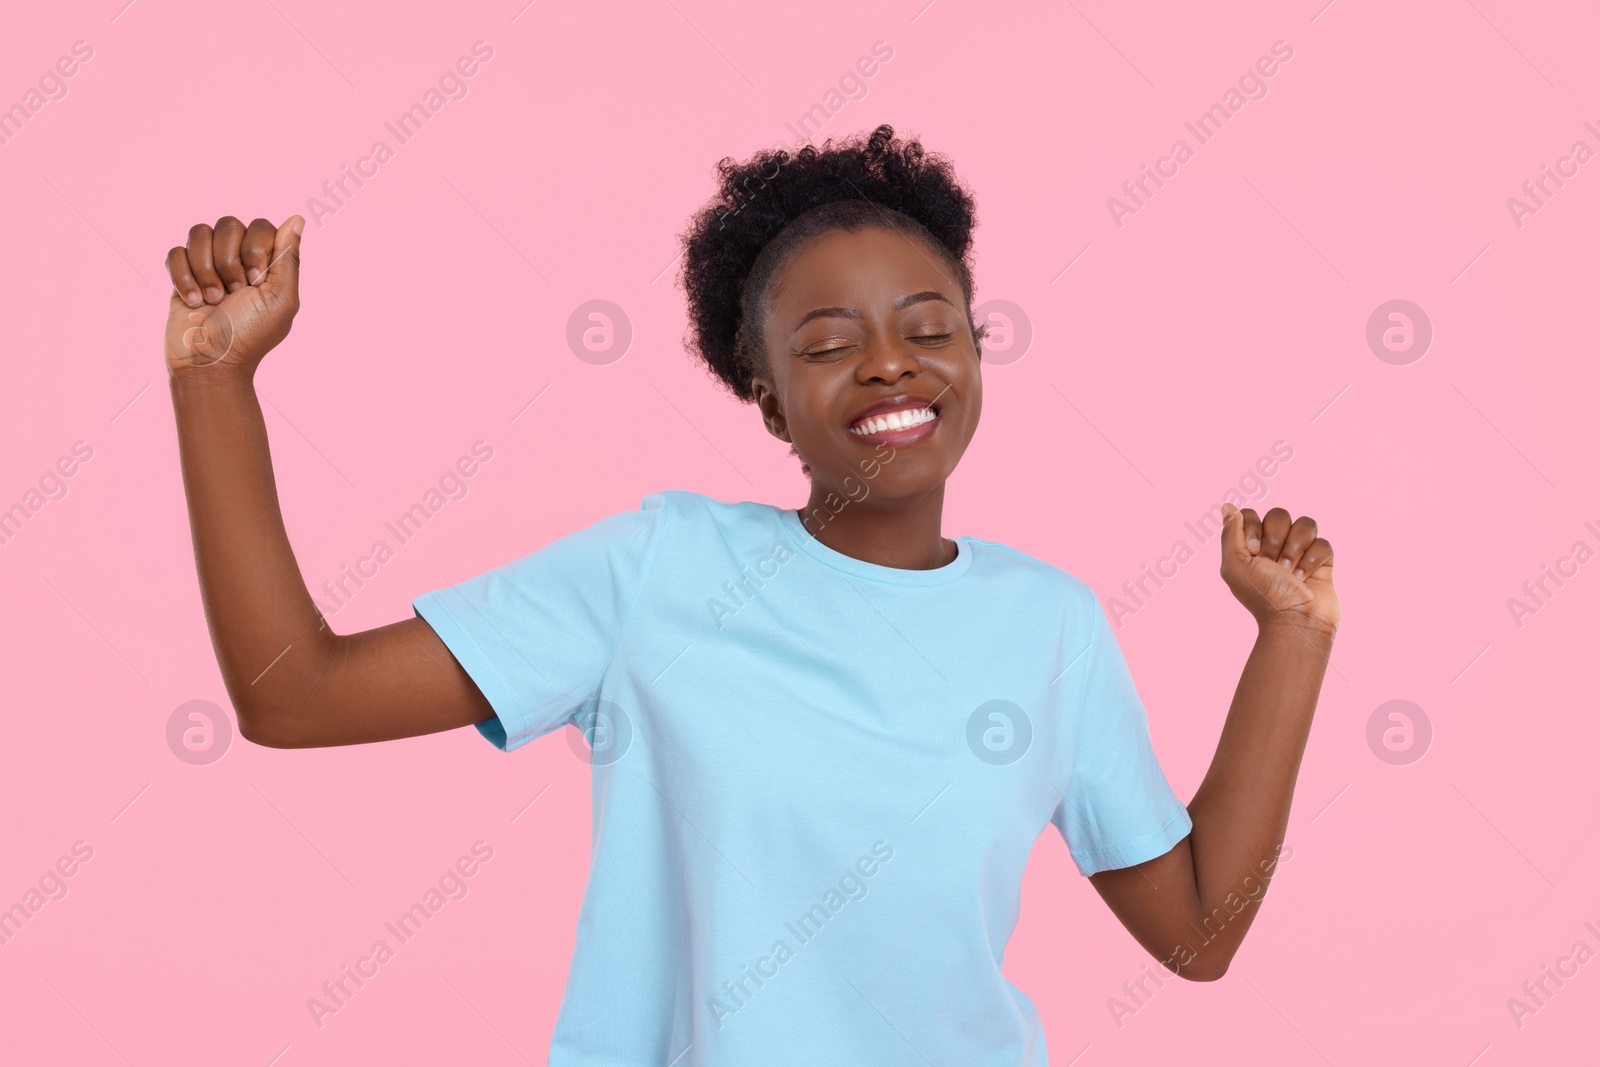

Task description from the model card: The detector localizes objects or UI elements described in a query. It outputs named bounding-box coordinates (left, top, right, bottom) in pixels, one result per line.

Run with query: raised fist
left=1220, top=503, right=1339, bottom=637
left=163, top=215, right=303, bottom=377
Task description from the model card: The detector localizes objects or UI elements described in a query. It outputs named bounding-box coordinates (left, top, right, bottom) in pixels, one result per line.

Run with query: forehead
left=769, top=225, right=959, bottom=314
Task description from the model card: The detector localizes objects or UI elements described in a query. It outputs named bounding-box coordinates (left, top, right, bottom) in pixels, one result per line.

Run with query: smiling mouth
left=844, top=403, right=940, bottom=447
left=848, top=405, right=940, bottom=437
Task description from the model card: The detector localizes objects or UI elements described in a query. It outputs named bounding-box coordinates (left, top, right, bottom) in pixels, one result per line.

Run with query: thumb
left=1218, top=502, right=1250, bottom=564
left=258, top=215, right=303, bottom=305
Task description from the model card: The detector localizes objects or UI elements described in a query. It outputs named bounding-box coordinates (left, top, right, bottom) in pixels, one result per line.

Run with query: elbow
left=235, top=702, right=300, bottom=749
left=230, top=636, right=342, bottom=748
left=1171, top=947, right=1236, bottom=983
left=1178, top=959, right=1230, bottom=983
left=235, top=709, right=279, bottom=748
left=1155, top=929, right=1237, bottom=982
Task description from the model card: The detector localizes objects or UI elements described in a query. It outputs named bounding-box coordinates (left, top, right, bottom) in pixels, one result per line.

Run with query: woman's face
left=749, top=225, right=984, bottom=502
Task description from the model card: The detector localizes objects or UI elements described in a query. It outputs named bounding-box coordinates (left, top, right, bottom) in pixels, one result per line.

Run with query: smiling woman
left=165, top=121, right=1337, bottom=1067
left=680, top=126, right=983, bottom=405
left=676, top=126, right=991, bottom=568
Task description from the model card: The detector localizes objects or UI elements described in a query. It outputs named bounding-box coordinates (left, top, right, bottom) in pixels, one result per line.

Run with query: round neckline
left=776, top=505, right=973, bottom=586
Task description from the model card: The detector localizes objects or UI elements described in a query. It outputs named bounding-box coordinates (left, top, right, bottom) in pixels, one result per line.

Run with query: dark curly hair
left=676, top=124, right=985, bottom=403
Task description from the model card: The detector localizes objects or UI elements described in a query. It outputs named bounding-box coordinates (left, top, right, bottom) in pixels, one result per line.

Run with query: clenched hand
left=163, top=215, right=303, bottom=378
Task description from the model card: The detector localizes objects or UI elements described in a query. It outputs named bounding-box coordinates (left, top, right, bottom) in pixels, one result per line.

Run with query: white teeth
left=850, top=406, right=938, bottom=435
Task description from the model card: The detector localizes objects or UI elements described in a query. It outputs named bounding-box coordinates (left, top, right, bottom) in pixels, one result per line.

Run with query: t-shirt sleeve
left=411, top=493, right=670, bottom=752
left=1052, top=596, right=1192, bottom=876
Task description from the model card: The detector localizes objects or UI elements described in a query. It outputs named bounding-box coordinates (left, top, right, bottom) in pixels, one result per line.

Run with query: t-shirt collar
left=776, top=504, right=973, bottom=586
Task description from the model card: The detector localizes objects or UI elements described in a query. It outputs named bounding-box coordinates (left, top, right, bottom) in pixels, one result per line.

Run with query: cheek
left=950, top=357, right=983, bottom=432
left=764, top=382, right=827, bottom=455
left=774, top=368, right=843, bottom=444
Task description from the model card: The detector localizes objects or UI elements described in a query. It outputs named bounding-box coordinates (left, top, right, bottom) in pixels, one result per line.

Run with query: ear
left=750, top=377, right=792, bottom=442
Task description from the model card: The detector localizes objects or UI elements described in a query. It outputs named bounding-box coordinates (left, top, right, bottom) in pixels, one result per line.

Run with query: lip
left=846, top=393, right=944, bottom=445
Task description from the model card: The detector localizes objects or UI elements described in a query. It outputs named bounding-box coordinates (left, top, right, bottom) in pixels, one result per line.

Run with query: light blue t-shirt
left=412, top=490, right=1191, bottom=1067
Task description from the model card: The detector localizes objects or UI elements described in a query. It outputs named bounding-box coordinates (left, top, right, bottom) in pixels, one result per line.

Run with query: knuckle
left=188, top=223, right=212, bottom=241
left=216, top=215, right=243, bottom=230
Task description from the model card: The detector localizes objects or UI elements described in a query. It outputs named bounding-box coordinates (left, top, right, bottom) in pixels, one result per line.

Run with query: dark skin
left=164, top=215, right=495, bottom=749
left=165, top=213, right=1337, bottom=983
left=749, top=227, right=978, bottom=572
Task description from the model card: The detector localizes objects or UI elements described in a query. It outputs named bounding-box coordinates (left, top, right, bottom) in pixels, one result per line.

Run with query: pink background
left=2, top=0, right=1597, bottom=1063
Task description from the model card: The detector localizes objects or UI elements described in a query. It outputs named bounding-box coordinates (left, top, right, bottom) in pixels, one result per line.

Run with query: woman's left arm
left=1088, top=502, right=1339, bottom=981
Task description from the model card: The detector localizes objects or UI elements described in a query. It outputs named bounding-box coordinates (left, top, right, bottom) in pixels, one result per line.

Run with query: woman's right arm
left=165, top=214, right=496, bottom=748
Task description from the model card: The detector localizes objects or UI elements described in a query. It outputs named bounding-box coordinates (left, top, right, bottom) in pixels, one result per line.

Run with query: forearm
left=1089, top=504, right=1338, bottom=980
left=1182, top=620, right=1332, bottom=967
left=170, top=368, right=336, bottom=733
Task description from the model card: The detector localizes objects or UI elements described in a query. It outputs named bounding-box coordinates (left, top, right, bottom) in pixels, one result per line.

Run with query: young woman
left=163, top=125, right=1338, bottom=1066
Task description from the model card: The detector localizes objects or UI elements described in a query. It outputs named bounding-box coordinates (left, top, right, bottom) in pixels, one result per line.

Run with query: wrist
left=168, top=362, right=256, bottom=393
left=1256, top=613, right=1337, bottom=647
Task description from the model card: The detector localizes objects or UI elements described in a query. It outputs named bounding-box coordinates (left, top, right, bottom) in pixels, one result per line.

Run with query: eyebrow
left=790, top=290, right=955, bottom=335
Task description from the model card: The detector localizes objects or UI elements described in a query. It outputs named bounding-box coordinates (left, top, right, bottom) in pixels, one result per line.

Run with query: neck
left=798, top=482, right=956, bottom=570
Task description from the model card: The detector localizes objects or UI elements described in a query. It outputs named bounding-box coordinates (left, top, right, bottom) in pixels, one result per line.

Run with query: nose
left=854, top=330, right=920, bottom=385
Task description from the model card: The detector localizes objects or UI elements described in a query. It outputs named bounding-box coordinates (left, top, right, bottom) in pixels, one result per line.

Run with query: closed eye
left=803, top=333, right=954, bottom=358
